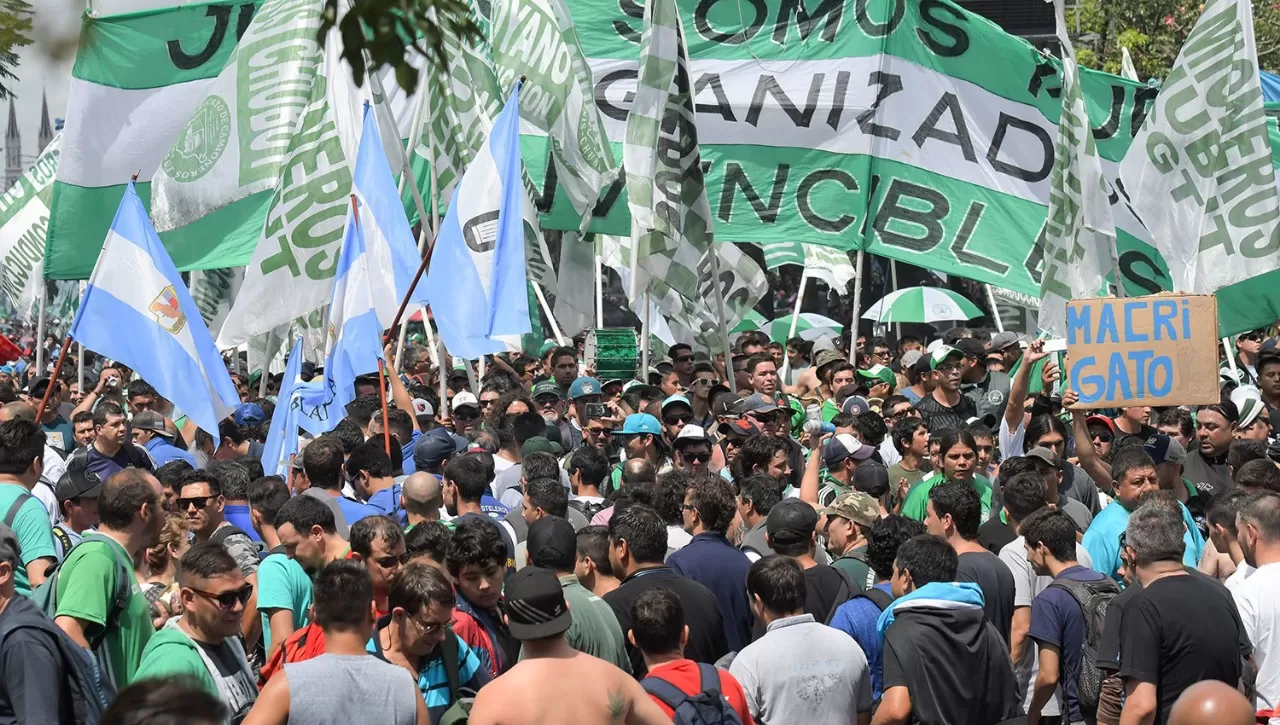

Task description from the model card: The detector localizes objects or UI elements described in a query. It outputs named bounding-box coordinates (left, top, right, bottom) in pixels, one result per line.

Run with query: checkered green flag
left=760, top=241, right=805, bottom=270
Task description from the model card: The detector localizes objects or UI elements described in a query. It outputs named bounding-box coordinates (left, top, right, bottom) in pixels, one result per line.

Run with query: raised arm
left=1063, top=388, right=1113, bottom=493
left=1005, top=341, right=1048, bottom=435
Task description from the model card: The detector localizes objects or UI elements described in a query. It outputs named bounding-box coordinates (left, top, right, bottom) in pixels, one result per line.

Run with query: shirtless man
left=467, top=567, right=670, bottom=725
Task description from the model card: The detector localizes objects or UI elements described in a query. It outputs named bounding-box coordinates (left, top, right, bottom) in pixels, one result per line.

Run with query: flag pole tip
left=130, top=170, right=139, bottom=181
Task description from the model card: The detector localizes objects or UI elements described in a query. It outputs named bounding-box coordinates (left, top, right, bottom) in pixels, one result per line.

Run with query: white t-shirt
left=1234, top=561, right=1280, bottom=713
left=1227, top=561, right=1256, bottom=595
left=878, top=437, right=901, bottom=467
left=999, top=536, right=1093, bottom=717
left=999, top=417, right=1026, bottom=461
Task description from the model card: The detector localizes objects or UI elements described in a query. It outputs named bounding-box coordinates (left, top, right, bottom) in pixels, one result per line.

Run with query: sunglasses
left=664, top=413, right=692, bottom=426
left=177, top=496, right=211, bottom=511
left=689, top=378, right=713, bottom=387
left=374, top=552, right=411, bottom=569
left=453, top=408, right=480, bottom=421
left=587, top=427, right=613, bottom=437
left=680, top=450, right=712, bottom=464
left=675, top=355, right=695, bottom=363
left=478, top=399, right=498, bottom=408
left=1091, top=430, right=1114, bottom=443
left=190, top=582, right=253, bottom=609
left=535, top=396, right=562, bottom=406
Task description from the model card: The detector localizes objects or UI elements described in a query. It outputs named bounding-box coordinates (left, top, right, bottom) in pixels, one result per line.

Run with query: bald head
left=1168, top=680, right=1255, bottom=725
left=0, top=402, right=35, bottom=423
left=622, top=457, right=656, bottom=488
left=402, top=472, right=443, bottom=517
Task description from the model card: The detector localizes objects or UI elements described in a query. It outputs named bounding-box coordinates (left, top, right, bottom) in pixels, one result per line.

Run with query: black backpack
left=642, top=663, right=744, bottom=725
left=568, top=498, right=608, bottom=522
left=1048, top=576, right=1120, bottom=717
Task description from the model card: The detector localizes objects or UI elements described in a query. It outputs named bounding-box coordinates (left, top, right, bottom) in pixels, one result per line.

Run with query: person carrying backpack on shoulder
left=631, top=587, right=752, bottom=724
left=1022, top=508, right=1118, bottom=725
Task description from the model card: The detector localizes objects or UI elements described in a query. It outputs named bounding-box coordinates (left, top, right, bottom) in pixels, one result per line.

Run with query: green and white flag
left=45, top=1, right=267, bottom=280
left=189, top=266, right=244, bottom=332
left=0, top=133, right=59, bottom=313
left=760, top=241, right=804, bottom=270
left=1120, top=0, right=1280, bottom=293
left=1120, top=47, right=1139, bottom=81
left=802, top=244, right=855, bottom=293
left=1038, top=0, right=1115, bottom=336
left=489, top=0, right=618, bottom=223
left=622, top=0, right=714, bottom=301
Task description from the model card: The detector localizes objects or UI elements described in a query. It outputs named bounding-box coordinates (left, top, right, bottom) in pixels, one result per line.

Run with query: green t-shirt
left=900, top=472, right=994, bottom=522
left=0, top=482, right=55, bottom=596
left=831, top=547, right=874, bottom=592
left=820, top=398, right=840, bottom=424
left=256, top=552, right=314, bottom=652
left=133, top=627, right=216, bottom=694
left=54, top=533, right=153, bottom=688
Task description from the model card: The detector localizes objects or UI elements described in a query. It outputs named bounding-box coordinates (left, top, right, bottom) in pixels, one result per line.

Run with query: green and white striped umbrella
left=759, top=313, right=844, bottom=342
left=863, top=286, right=983, bottom=323
left=730, top=310, right=769, bottom=335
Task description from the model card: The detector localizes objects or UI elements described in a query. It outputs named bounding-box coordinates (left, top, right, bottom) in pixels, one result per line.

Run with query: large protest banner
left=0, top=134, right=59, bottom=314
left=1065, top=294, right=1220, bottom=409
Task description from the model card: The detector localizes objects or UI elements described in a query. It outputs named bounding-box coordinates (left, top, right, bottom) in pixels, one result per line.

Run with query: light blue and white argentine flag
left=354, top=103, right=426, bottom=327
left=261, top=337, right=304, bottom=477
left=70, top=182, right=239, bottom=435
left=424, top=84, right=531, bottom=360
left=322, top=198, right=384, bottom=419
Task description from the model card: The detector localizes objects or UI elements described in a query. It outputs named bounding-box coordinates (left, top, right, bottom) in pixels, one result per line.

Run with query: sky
left=11, top=0, right=80, bottom=164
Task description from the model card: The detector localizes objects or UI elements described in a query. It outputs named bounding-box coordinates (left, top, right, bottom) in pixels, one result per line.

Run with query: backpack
left=437, top=628, right=478, bottom=725
left=641, top=662, right=744, bottom=725
left=30, top=534, right=133, bottom=650
left=568, top=498, right=607, bottom=522
left=852, top=587, right=894, bottom=612
left=824, top=567, right=858, bottom=625
left=259, top=622, right=327, bottom=687
left=1047, top=576, right=1120, bottom=717
left=0, top=594, right=115, bottom=725
left=3, top=491, right=30, bottom=528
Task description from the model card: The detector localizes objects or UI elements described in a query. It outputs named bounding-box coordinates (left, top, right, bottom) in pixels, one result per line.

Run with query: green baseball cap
left=857, top=364, right=895, bottom=385
left=531, top=381, right=562, bottom=399
left=929, top=345, right=964, bottom=370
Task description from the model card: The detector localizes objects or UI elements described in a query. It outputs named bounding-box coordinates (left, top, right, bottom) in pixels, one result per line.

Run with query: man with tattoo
left=468, top=567, right=670, bottom=725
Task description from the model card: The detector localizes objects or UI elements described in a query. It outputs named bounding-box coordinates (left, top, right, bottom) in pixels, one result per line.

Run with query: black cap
left=853, top=461, right=890, bottom=498
left=527, top=516, right=576, bottom=564
left=954, top=338, right=986, bottom=360
left=766, top=498, right=819, bottom=547
left=29, top=377, right=53, bottom=399
left=503, top=566, right=572, bottom=640
left=55, top=460, right=103, bottom=502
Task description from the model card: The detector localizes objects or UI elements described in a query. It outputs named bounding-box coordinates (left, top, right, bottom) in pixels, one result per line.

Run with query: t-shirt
left=729, top=614, right=872, bottom=724
left=197, top=639, right=258, bottom=723
left=885, top=461, right=929, bottom=492
left=222, top=505, right=265, bottom=548
left=1082, top=499, right=1205, bottom=582
left=368, top=629, right=489, bottom=722
left=956, top=550, right=1016, bottom=645
left=210, top=522, right=261, bottom=578
left=977, top=517, right=1017, bottom=554
left=830, top=548, right=874, bottom=593
left=40, top=415, right=74, bottom=457
left=1232, top=560, right=1280, bottom=713
left=828, top=583, right=894, bottom=700
left=644, top=659, right=754, bottom=724
left=51, top=523, right=85, bottom=562
left=84, top=442, right=154, bottom=481
left=1182, top=448, right=1232, bottom=499
left=605, top=567, right=728, bottom=678
left=1028, top=565, right=1111, bottom=722
left=0, top=596, right=73, bottom=725
left=257, top=552, right=314, bottom=653
left=299, top=488, right=350, bottom=539
left=915, top=391, right=978, bottom=433
left=900, top=473, right=993, bottom=522
left=54, top=533, right=153, bottom=688
left=1118, top=573, right=1249, bottom=725
left=803, top=564, right=854, bottom=624
left=0, top=482, right=55, bottom=596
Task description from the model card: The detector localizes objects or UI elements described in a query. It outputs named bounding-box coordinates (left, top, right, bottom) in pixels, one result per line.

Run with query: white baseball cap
left=451, top=391, right=479, bottom=411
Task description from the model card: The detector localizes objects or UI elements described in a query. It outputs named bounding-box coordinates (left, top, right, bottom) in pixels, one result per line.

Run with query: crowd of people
left=0, top=323, right=1276, bottom=725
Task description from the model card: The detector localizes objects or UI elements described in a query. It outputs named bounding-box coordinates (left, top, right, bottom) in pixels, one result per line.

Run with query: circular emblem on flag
left=931, top=303, right=952, bottom=316
left=161, top=96, right=231, bottom=183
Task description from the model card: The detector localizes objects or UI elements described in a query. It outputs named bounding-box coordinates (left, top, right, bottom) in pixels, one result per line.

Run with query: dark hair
left=549, top=346, right=577, bottom=367
left=1237, top=491, right=1280, bottom=541
left=856, top=412, right=888, bottom=447
left=206, top=460, right=249, bottom=501
left=248, top=476, right=290, bottom=523
left=178, top=470, right=222, bottom=498
left=668, top=343, right=692, bottom=359
left=937, top=428, right=978, bottom=459
left=388, top=561, right=455, bottom=615
left=686, top=478, right=736, bottom=535
left=93, top=401, right=126, bottom=428
left=177, top=541, right=240, bottom=586
left=655, top=469, right=697, bottom=526
left=830, top=413, right=855, bottom=430
left=1230, top=439, right=1269, bottom=474
left=383, top=409, right=415, bottom=447
left=446, top=518, right=508, bottom=576
left=345, top=396, right=381, bottom=427
left=1208, top=490, right=1252, bottom=533
left=100, top=676, right=226, bottom=725
left=1199, top=402, right=1239, bottom=425
left=273, top=493, right=336, bottom=535
left=629, top=587, right=685, bottom=655
left=1023, top=414, right=1068, bottom=452
left=746, top=555, right=806, bottom=615
left=1019, top=508, right=1078, bottom=561
left=329, top=419, right=365, bottom=454
left=1110, top=447, right=1156, bottom=485
left=0, top=419, right=44, bottom=475
left=867, top=515, right=925, bottom=580
left=350, top=515, right=405, bottom=558
left=72, top=410, right=94, bottom=427
left=745, top=353, right=776, bottom=376
left=928, top=480, right=981, bottom=539
left=576, top=525, right=613, bottom=577
left=313, top=560, right=374, bottom=631
left=99, top=468, right=160, bottom=530
left=608, top=503, right=667, bottom=564
left=895, top=534, right=957, bottom=586
left=443, top=454, right=489, bottom=502
left=737, top=435, right=789, bottom=479
left=738, top=330, right=770, bottom=351
left=302, top=436, right=345, bottom=490
left=737, top=473, right=782, bottom=515
left=1003, top=472, right=1048, bottom=523
left=404, top=520, right=452, bottom=563
left=235, top=456, right=265, bottom=483
left=345, top=440, right=395, bottom=480
left=966, top=422, right=993, bottom=441
left=521, top=451, right=560, bottom=483
left=1153, top=407, right=1195, bottom=439
left=891, top=418, right=926, bottom=455
left=526, top=476, right=569, bottom=518
left=569, top=446, right=609, bottom=487
left=1237, top=459, right=1280, bottom=493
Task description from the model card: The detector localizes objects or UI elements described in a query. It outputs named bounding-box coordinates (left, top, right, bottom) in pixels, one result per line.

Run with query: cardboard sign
left=1065, top=295, right=1220, bottom=409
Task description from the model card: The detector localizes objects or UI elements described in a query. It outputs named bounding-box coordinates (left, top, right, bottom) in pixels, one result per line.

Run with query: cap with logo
left=531, top=381, right=562, bottom=400
left=131, top=410, right=172, bottom=438
left=661, top=394, right=693, bottom=413
left=841, top=395, right=871, bottom=417
left=900, top=350, right=924, bottom=371
left=1084, top=415, right=1116, bottom=435
left=713, top=395, right=745, bottom=418
left=673, top=425, right=710, bottom=445
left=619, top=413, right=662, bottom=436
left=1231, top=386, right=1267, bottom=428
left=721, top=418, right=762, bottom=439
left=740, top=393, right=781, bottom=414
left=1144, top=432, right=1187, bottom=466
left=233, top=403, right=265, bottom=426
left=857, top=365, right=895, bottom=386
left=56, top=461, right=104, bottom=502
left=821, top=491, right=880, bottom=527
left=451, top=391, right=480, bottom=411
left=988, top=331, right=1022, bottom=352
left=824, top=433, right=876, bottom=466
left=411, top=398, right=434, bottom=417
left=766, top=498, right=819, bottom=547
left=504, top=565, right=573, bottom=640
left=929, top=345, right=965, bottom=370
left=569, top=377, right=602, bottom=400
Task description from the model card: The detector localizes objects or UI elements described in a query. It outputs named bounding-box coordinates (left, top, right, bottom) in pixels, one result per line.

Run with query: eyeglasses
left=681, top=503, right=698, bottom=512
left=675, top=355, right=695, bottom=363
left=1091, top=430, right=1114, bottom=443
left=406, top=613, right=449, bottom=637
left=374, top=552, right=410, bottom=569
left=936, top=363, right=964, bottom=375
left=177, top=496, right=210, bottom=511
left=664, top=413, right=692, bottom=426
left=680, top=450, right=712, bottom=464
left=189, top=583, right=253, bottom=609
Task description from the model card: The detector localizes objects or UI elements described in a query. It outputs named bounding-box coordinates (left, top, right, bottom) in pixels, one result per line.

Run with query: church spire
left=5, top=98, right=20, bottom=190
left=37, top=89, right=52, bottom=154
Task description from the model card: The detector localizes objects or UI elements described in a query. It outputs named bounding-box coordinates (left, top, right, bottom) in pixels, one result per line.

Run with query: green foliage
left=0, top=0, right=32, bottom=100
left=319, top=0, right=481, bottom=93
left=1068, top=0, right=1280, bottom=81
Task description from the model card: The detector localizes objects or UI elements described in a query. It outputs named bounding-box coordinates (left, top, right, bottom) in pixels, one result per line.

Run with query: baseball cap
left=900, top=350, right=924, bottom=370
left=823, top=433, right=876, bottom=466
left=857, top=365, right=895, bottom=386
left=131, top=410, right=172, bottom=438
left=740, top=393, right=781, bottom=414
left=411, top=398, right=434, bottom=417
left=1025, top=446, right=1059, bottom=467
left=841, top=395, right=871, bottom=417
left=413, top=428, right=461, bottom=470
left=821, top=490, right=880, bottom=527
left=531, top=381, right=562, bottom=400
left=814, top=349, right=844, bottom=370
left=28, top=377, right=53, bottom=398
left=1084, top=415, right=1116, bottom=435
left=713, top=394, right=744, bottom=418
left=1232, top=386, right=1267, bottom=428
left=527, top=515, right=577, bottom=565
left=233, top=403, right=265, bottom=426
left=619, top=413, right=662, bottom=436
left=451, top=391, right=480, bottom=411
left=853, top=462, right=890, bottom=497
left=503, top=565, right=573, bottom=640
left=988, top=331, right=1021, bottom=352
left=954, top=339, right=986, bottom=360
left=661, top=394, right=692, bottom=412
left=55, top=462, right=104, bottom=502
left=673, top=424, right=710, bottom=445
left=721, top=418, right=762, bottom=439
left=766, top=498, right=819, bottom=546
left=1144, top=432, right=1187, bottom=466
left=623, top=380, right=658, bottom=396
left=569, top=377, right=602, bottom=400
left=929, top=345, right=964, bottom=370
left=521, top=436, right=564, bottom=457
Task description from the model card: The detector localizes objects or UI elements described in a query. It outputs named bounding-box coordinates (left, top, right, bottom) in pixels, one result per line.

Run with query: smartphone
left=585, top=403, right=607, bottom=419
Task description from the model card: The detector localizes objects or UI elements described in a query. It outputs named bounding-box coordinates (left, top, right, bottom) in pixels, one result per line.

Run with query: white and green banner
left=0, top=133, right=59, bottom=313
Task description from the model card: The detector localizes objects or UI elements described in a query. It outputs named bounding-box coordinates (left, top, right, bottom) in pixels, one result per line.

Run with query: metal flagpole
left=890, top=259, right=901, bottom=341
left=595, top=252, right=605, bottom=329
left=708, top=251, right=737, bottom=395
left=640, top=285, right=651, bottom=374
left=985, top=284, right=1006, bottom=333
left=35, top=283, right=46, bottom=375
left=1223, top=337, right=1240, bottom=378
left=848, top=251, right=864, bottom=364
left=533, top=283, right=568, bottom=346
left=76, top=281, right=85, bottom=394
left=780, top=273, right=809, bottom=382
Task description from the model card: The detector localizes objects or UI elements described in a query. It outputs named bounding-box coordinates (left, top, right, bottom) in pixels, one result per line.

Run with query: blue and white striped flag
left=322, top=198, right=384, bottom=418
left=70, top=182, right=239, bottom=436
left=261, top=337, right=305, bottom=477
left=423, top=84, right=531, bottom=360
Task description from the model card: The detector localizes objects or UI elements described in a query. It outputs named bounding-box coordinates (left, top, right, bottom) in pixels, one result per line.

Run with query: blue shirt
left=1028, top=565, right=1109, bottom=723
left=143, top=437, right=197, bottom=468
left=367, top=629, right=491, bottom=721
left=367, top=484, right=407, bottom=526
left=667, top=532, right=753, bottom=653
left=400, top=431, right=422, bottom=474
left=829, top=582, right=893, bottom=700
left=1082, top=500, right=1204, bottom=583
left=222, top=504, right=265, bottom=546
left=480, top=496, right=509, bottom=519
left=335, top=496, right=382, bottom=528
